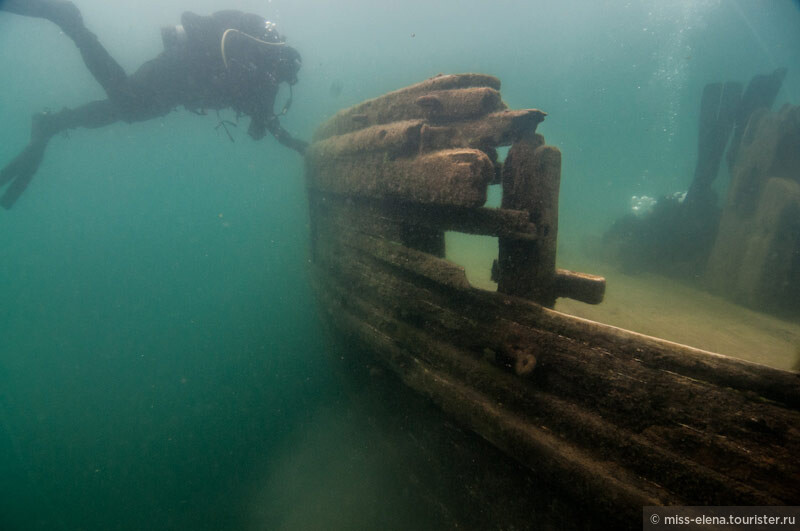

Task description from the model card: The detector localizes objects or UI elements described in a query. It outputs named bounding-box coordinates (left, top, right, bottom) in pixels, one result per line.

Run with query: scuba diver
left=0, top=0, right=308, bottom=209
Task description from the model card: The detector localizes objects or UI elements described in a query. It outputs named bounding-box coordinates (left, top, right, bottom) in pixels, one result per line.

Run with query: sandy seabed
left=445, top=232, right=800, bottom=372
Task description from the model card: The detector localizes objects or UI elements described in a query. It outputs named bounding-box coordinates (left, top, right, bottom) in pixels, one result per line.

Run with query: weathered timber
left=314, top=222, right=797, bottom=441
left=316, top=234, right=798, bottom=438
left=419, top=109, right=547, bottom=152
left=400, top=224, right=446, bottom=257
left=308, top=120, right=424, bottom=159
left=313, top=257, right=800, bottom=501
left=532, top=307, right=800, bottom=410
left=318, top=195, right=536, bottom=240
left=305, top=75, right=798, bottom=528
left=313, top=276, right=665, bottom=526
left=326, top=347, right=595, bottom=531
left=339, top=231, right=470, bottom=291
left=313, top=73, right=503, bottom=142
left=498, top=135, right=563, bottom=306
left=555, top=269, right=606, bottom=305
left=308, top=191, right=404, bottom=244
left=312, top=265, right=798, bottom=518
left=307, top=148, right=494, bottom=207
left=415, top=87, right=504, bottom=123
left=313, top=241, right=537, bottom=375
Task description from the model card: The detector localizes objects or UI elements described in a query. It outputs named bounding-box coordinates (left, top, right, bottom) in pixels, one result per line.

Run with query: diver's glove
left=0, top=140, right=47, bottom=209
left=265, top=116, right=308, bottom=155
left=287, top=137, right=308, bottom=156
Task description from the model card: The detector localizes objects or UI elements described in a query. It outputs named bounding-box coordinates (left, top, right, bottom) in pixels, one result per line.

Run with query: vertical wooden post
left=497, top=134, right=561, bottom=306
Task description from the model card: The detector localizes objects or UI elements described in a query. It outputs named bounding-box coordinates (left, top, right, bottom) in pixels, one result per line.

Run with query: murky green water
left=1, top=1, right=798, bottom=529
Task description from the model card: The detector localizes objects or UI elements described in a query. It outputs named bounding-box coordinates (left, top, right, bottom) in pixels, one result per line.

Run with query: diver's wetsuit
left=0, top=1, right=307, bottom=208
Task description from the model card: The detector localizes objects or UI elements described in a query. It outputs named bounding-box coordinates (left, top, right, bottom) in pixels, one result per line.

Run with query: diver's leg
left=1, top=0, right=129, bottom=102
left=0, top=100, right=121, bottom=209
left=32, top=100, right=123, bottom=140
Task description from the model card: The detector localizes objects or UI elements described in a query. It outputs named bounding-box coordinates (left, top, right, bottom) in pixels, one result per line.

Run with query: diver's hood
left=277, top=46, right=302, bottom=86
left=221, top=31, right=301, bottom=86
left=166, top=12, right=301, bottom=86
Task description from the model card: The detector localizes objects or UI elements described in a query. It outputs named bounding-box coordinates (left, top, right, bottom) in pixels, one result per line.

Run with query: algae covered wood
left=498, top=135, right=562, bottom=305
left=307, top=148, right=494, bottom=207
left=304, top=73, right=799, bottom=529
left=312, top=73, right=503, bottom=141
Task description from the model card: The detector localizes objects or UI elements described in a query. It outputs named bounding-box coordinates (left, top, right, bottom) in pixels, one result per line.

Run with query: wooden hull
left=305, top=74, right=800, bottom=528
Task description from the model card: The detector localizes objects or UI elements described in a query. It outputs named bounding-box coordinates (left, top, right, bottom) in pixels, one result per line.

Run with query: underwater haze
left=1, top=1, right=799, bottom=530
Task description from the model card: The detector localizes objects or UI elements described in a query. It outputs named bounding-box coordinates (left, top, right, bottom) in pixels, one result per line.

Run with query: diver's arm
left=264, top=116, right=308, bottom=155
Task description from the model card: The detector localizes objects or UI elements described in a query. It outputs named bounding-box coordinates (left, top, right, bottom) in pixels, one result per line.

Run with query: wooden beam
left=311, top=263, right=800, bottom=505
left=555, top=269, right=606, bottom=305
left=420, top=109, right=548, bottom=151
left=414, top=87, right=504, bottom=123
left=307, top=148, right=493, bottom=207
left=498, top=137, right=562, bottom=305
left=308, top=120, right=424, bottom=159
left=311, top=192, right=537, bottom=242
left=313, top=73, right=503, bottom=141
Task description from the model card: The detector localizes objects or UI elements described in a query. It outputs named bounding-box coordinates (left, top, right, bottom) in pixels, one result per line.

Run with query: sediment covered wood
left=308, top=120, right=424, bottom=159
left=419, top=109, right=547, bottom=151
left=305, top=74, right=799, bottom=527
left=313, top=73, right=503, bottom=141
left=498, top=137, right=562, bottom=305
left=390, top=203, right=537, bottom=240
left=313, top=276, right=665, bottom=527
left=414, top=87, right=504, bottom=122
left=307, top=148, right=494, bottom=207
left=555, top=269, right=606, bottom=305
left=312, top=194, right=536, bottom=242
left=339, top=230, right=470, bottom=290
left=311, top=259, right=799, bottom=511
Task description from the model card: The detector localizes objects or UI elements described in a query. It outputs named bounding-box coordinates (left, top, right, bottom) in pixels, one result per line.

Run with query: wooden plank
left=312, top=261, right=800, bottom=504
left=313, top=194, right=536, bottom=241
left=414, top=87, right=504, bottom=123
left=321, top=227, right=470, bottom=290
left=307, top=148, right=493, bottom=207
left=420, top=109, right=548, bottom=151
left=498, top=138, right=562, bottom=305
left=312, top=192, right=798, bottom=413
left=313, top=73, right=503, bottom=141
left=314, top=242, right=536, bottom=374
left=555, top=269, right=606, bottom=305
left=308, top=120, right=424, bottom=159
left=312, top=270, right=795, bottom=510
left=386, top=203, right=537, bottom=241
left=313, top=275, right=671, bottom=516
left=532, top=306, right=800, bottom=410
left=321, top=233, right=800, bottom=446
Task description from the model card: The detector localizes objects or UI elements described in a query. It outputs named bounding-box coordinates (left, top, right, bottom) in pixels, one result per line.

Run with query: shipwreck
left=303, top=74, right=800, bottom=529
